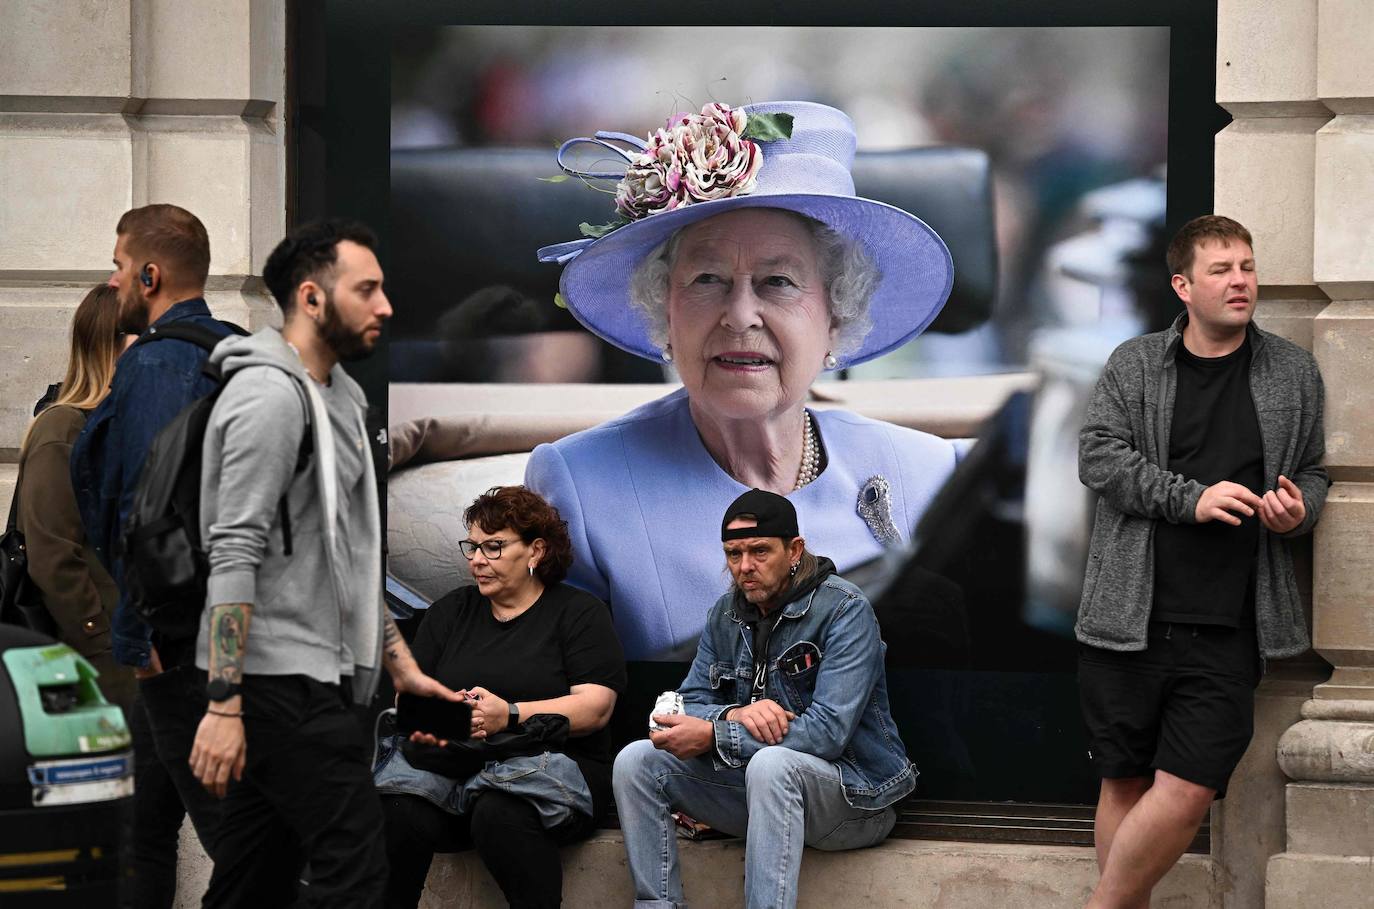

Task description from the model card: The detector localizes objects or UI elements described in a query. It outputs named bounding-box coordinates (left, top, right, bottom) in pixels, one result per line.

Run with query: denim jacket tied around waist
left=373, top=734, right=593, bottom=828
left=679, top=573, right=916, bottom=811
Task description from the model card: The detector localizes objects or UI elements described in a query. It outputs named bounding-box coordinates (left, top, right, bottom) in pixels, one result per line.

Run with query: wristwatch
left=507, top=701, right=521, bottom=731
left=207, top=678, right=241, bottom=703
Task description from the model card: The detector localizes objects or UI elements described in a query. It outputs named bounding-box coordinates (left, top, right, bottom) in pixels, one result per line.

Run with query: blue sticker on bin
left=28, top=754, right=131, bottom=786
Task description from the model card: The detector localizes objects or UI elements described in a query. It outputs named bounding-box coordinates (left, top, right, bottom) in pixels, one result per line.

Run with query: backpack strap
left=130, top=320, right=249, bottom=356
left=278, top=378, right=314, bottom=558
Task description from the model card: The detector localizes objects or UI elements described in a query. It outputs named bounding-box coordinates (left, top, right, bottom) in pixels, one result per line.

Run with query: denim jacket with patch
left=679, top=572, right=915, bottom=810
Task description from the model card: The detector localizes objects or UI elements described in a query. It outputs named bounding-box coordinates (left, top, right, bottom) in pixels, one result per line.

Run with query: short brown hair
left=1166, top=215, right=1253, bottom=279
left=464, top=486, right=574, bottom=586
left=116, top=204, right=211, bottom=289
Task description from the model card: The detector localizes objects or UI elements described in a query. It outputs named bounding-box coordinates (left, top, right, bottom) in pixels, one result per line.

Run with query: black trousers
left=123, top=665, right=223, bottom=908
left=202, top=675, right=387, bottom=909
left=382, top=790, right=596, bottom=908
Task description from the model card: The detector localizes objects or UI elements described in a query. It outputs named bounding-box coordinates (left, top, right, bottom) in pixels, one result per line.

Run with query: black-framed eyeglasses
left=459, top=539, right=515, bottom=560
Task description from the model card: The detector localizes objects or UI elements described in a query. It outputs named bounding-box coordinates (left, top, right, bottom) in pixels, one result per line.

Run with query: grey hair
left=627, top=212, right=881, bottom=363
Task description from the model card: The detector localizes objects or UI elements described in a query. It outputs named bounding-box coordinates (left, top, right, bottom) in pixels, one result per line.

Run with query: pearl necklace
left=794, top=411, right=820, bottom=490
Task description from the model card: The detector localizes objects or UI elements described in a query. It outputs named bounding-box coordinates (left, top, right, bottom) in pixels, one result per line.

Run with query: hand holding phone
left=397, top=693, right=472, bottom=742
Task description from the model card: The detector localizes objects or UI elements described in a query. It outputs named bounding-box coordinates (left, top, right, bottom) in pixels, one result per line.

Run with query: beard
left=318, top=291, right=378, bottom=362
left=116, top=282, right=150, bottom=335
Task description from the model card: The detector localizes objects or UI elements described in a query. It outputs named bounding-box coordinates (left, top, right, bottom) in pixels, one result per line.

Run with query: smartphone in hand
left=396, top=693, right=472, bottom=741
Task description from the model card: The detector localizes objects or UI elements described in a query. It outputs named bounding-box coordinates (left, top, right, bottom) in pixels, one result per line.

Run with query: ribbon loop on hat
left=555, top=133, right=647, bottom=182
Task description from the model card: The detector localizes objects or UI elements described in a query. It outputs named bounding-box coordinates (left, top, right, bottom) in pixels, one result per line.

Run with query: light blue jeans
left=613, top=740, right=896, bottom=909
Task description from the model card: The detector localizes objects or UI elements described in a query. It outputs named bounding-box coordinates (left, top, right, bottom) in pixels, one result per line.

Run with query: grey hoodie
left=196, top=328, right=383, bottom=703
left=1076, top=315, right=1327, bottom=659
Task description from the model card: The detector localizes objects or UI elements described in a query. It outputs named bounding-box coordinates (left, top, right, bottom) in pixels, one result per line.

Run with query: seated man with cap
left=612, top=489, right=914, bottom=909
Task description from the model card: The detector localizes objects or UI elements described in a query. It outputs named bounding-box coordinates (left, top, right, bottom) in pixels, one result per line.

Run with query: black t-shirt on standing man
left=411, top=583, right=627, bottom=817
left=1152, top=335, right=1264, bottom=628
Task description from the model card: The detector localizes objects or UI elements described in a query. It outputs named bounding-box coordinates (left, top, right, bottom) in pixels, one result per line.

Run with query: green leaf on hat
left=538, top=174, right=571, bottom=183
left=741, top=113, right=794, bottom=142
left=579, top=218, right=628, bottom=239
left=554, top=292, right=569, bottom=309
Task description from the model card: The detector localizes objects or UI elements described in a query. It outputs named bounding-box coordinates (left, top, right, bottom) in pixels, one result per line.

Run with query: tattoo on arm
left=207, top=603, right=253, bottom=684
left=381, top=613, right=414, bottom=670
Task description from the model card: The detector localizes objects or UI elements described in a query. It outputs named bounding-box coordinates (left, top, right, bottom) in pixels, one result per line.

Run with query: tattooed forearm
left=207, top=603, right=253, bottom=684
left=381, top=612, right=415, bottom=671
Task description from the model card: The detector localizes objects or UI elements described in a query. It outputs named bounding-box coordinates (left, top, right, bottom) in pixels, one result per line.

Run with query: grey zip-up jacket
left=196, top=329, right=384, bottom=703
left=1076, top=315, right=1327, bottom=659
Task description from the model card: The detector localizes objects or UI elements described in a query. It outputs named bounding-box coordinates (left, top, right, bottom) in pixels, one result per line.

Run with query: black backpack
left=121, top=322, right=311, bottom=639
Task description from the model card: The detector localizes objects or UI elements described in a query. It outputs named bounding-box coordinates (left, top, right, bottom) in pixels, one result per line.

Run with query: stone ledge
left=172, top=825, right=1217, bottom=908
left=416, top=832, right=1217, bottom=909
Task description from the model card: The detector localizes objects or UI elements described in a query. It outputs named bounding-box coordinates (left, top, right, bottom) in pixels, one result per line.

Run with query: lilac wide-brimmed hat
left=536, top=101, right=954, bottom=369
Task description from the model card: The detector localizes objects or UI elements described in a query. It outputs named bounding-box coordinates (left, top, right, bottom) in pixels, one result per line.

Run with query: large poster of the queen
left=385, top=25, right=1169, bottom=801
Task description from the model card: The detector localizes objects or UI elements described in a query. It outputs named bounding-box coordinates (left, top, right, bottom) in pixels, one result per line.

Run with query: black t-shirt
left=411, top=583, right=627, bottom=816
left=1152, top=336, right=1263, bottom=628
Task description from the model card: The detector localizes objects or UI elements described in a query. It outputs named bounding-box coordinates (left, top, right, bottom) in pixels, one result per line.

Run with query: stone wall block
left=1313, top=116, right=1374, bottom=299
left=1217, top=0, right=1327, bottom=116
left=206, top=288, right=282, bottom=332
left=0, top=291, right=90, bottom=453
left=1286, top=782, right=1374, bottom=855
left=1317, top=0, right=1374, bottom=113
left=248, top=118, right=285, bottom=277
left=135, top=117, right=256, bottom=276
left=1253, top=298, right=1328, bottom=351
left=0, top=117, right=133, bottom=271
left=1266, top=853, right=1374, bottom=909
left=1313, top=303, right=1374, bottom=470
left=0, top=2, right=133, bottom=105
left=1214, top=119, right=1328, bottom=289
left=1310, top=484, right=1374, bottom=674
left=136, top=0, right=283, bottom=114
left=134, top=117, right=284, bottom=278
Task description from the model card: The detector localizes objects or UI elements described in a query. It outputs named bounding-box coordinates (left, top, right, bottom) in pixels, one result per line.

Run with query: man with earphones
left=72, top=203, right=235, bottom=907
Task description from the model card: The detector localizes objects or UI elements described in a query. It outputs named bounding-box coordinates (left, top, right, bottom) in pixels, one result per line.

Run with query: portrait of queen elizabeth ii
left=525, top=101, right=959, bottom=660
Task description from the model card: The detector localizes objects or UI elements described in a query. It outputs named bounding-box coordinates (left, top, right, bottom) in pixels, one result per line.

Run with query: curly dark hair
left=463, top=486, right=574, bottom=586
left=262, top=218, right=378, bottom=314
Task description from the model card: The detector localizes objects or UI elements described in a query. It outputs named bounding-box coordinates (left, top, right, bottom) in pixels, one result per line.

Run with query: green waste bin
left=0, top=624, right=131, bottom=905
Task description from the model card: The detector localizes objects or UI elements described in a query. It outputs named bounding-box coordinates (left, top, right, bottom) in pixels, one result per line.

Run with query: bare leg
left=1094, top=776, right=1153, bottom=872
left=1086, top=770, right=1213, bottom=909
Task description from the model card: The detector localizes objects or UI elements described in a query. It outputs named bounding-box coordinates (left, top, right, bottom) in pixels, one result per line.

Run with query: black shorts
left=1078, top=622, right=1262, bottom=798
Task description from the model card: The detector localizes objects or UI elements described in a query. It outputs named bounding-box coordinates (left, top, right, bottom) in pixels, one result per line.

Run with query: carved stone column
left=1265, top=1, right=1374, bottom=904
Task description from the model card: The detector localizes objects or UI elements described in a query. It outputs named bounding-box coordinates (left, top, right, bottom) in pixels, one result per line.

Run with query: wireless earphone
left=139, top=265, right=154, bottom=288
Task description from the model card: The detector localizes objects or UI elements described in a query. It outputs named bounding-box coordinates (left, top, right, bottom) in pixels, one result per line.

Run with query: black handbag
left=0, top=468, right=59, bottom=638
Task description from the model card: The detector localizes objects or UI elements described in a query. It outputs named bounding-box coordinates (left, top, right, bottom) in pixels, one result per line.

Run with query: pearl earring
left=662, top=344, right=673, bottom=363
left=528, top=565, right=534, bottom=578
left=823, top=352, right=838, bottom=370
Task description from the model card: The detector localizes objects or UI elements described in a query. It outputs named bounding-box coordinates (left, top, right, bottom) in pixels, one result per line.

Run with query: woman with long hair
left=14, top=284, right=134, bottom=709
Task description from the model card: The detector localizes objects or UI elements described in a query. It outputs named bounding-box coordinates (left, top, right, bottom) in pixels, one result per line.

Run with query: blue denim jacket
left=70, top=299, right=234, bottom=668
left=680, top=572, right=917, bottom=810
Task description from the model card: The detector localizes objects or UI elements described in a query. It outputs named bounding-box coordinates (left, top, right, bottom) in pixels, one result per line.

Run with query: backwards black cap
left=721, top=489, right=799, bottom=541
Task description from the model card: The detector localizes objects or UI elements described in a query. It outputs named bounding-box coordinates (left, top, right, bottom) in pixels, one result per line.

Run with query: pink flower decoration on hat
left=614, top=103, right=765, bottom=221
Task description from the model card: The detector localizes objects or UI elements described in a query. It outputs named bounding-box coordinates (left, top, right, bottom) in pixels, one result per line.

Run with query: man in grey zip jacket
left=188, top=220, right=460, bottom=907
left=1076, top=216, right=1326, bottom=909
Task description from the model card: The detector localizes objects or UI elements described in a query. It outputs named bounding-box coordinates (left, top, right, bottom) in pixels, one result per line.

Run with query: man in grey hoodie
left=187, top=220, right=460, bottom=907
left=1076, top=215, right=1327, bottom=909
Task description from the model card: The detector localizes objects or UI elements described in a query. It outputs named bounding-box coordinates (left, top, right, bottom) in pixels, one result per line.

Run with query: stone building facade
left=0, top=2, right=1368, bottom=906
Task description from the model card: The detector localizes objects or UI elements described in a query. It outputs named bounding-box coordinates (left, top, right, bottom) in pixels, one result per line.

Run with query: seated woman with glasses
left=376, top=485, right=626, bottom=909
